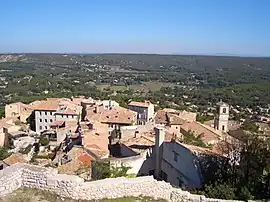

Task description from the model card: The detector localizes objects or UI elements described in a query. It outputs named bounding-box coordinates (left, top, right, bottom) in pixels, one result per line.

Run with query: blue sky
left=1, top=0, right=270, bottom=56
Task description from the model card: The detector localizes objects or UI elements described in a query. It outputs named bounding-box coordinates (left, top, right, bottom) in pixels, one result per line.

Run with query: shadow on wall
left=26, top=112, right=35, bottom=131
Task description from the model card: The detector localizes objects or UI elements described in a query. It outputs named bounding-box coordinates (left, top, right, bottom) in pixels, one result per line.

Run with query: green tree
left=91, top=161, right=130, bottom=180
left=0, top=147, right=11, bottom=160
left=39, top=136, right=49, bottom=146
left=0, top=107, right=4, bottom=118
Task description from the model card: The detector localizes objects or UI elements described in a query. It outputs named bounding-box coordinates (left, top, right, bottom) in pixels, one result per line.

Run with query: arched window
left=222, top=125, right=225, bottom=131
left=222, top=108, right=226, bottom=113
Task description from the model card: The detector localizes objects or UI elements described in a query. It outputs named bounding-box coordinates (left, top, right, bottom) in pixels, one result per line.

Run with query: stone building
left=214, top=100, right=229, bottom=132
left=128, top=101, right=155, bottom=125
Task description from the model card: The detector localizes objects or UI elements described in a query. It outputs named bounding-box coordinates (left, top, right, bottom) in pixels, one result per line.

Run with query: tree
left=181, top=130, right=210, bottom=148
left=91, top=161, right=131, bottom=180
left=39, top=136, right=49, bottom=146
left=197, top=133, right=270, bottom=200
left=242, top=120, right=259, bottom=133
left=0, top=147, right=11, bottom=160
left=0, top=107, right=4, bottom=118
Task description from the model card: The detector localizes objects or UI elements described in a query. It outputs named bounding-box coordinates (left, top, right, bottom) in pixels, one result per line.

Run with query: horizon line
left=0, top=52, right=269, bottom=58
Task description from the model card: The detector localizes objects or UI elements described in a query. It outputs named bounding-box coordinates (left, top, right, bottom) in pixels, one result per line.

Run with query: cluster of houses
left=1, top=97, right=267, bottom=190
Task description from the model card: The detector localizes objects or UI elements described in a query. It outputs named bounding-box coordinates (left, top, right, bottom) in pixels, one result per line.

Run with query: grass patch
left=0, top=188, right=167, bottom=202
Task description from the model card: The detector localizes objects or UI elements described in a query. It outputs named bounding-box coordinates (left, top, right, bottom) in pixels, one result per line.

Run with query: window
left=50, top=112, right=53, bottom=115
left=0, top=165, right=3, bottom=170
left=222, top=125, right=225, bottom=131
left=45, top=112, right=47, bottom=115
left=176, top=127, right=178, bottom=129
left=39, top=111, right=42, bottom=115
left=40, top=119, right=42, bottom=122
left=177, top=177, right=184, bottom=187
left=173, top=152, right=178, bottom=162
left=61, top=115, right=63, bottom=118
left=223, top=108, right=226, bottom=113
left=45, top=126, right=48, bottom=130
left=45, top=119, right=47, bottom=123
left=39, top=126, right=42, bottom=130
left=50, top=119, right=53, bottom=122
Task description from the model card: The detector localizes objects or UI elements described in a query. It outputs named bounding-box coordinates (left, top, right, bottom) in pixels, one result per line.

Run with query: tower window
left=222, top=125, right=225, bottom=131
left=223, top=108, right=226, bottom=113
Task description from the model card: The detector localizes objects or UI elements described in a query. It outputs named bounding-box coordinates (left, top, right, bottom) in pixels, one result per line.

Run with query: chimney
left=154, top=125, right=165, bottom=179
left=95, top=105, right=99, bottom=113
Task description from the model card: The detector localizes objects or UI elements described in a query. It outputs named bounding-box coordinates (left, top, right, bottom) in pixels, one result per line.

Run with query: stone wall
left=0, top=163, right=242, bottom=202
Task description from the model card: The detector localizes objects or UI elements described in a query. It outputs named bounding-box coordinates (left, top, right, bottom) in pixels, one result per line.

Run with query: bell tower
left=214, top=100, right=229, bottom=132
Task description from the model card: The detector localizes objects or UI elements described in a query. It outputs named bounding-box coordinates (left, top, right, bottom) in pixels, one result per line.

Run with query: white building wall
left=102, top=100, right=119, bottom=109
left=35, top=110, right=56, bottom=134
left=161, top=142, right=203, bottom=189
left=128, top=105, right=154, bottom=125
left=110, top=149, right=154, bottom=176
left=55, top=114, right=78, bottom=122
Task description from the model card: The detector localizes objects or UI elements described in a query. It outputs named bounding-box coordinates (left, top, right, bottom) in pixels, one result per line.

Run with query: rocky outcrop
left=0, top=163, right=242, bottom=202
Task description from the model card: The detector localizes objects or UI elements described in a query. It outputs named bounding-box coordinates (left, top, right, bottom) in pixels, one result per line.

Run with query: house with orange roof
left=34, top=99, right=82, bottom=134
left=109, top=125, right=221, bottom=190
left=0, top=117, right=21, bottom=147
left=128, top=100, right=155, bottom=125
left=86, top=106, right=137, bottom=133
left=155, top=109, right=185, bottom=137
left=154, top=126, right=223, bottom=190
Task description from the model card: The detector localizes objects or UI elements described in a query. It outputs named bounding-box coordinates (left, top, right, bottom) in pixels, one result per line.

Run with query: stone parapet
left=0, top=163, right=243, bottom=202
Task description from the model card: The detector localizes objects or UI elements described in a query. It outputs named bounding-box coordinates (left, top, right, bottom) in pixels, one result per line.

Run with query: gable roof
left=181, top=121, right=220, bottom=144
left=128, top=101, right=152, bottom=108
left=155, top=110, right=185, bottom=125
left=86, top=107, right=137, bottom=125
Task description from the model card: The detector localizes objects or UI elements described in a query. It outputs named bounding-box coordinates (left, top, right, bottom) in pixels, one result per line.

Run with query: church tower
left=214, top=100, right=229, bottom=132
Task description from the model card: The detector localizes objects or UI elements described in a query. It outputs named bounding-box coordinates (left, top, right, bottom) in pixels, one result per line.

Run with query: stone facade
left=0, top=163, right=242, bottom=202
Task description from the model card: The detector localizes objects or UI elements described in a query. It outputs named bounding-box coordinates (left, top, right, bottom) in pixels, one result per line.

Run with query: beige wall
left=167, top=124, right=181, bottom=135
left=5, top=103, right=20, bottom=118
left=5, top=103, right=33, bottom=123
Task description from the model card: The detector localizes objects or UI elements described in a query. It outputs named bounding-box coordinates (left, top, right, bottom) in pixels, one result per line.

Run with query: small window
left=40, top=119, right=42, bottom=122
left=222, top=125, right=225, bottom=131
left=45, top=112, right=47, bottom=115
left=173, top=152, right=178, bottom=162
left=50, top=112, right=53, bottom=115
left=45, top=119, right=47, bottom=123
left=50, top=119, right=53, bottom=122
left=39, top=126, right=42, bottom=130
left=45, top=126, right=48, bottom=130
left=39, top=111, right=42, bottom=115
left=223, top=108, right=226, bottom=113
left=61, top=115, right=63, bottom=118
left=176, top=127, right=178, bottom=129
left=177, top=177, right=184, bottom=187
left=0, top=165, right=3, bottom=170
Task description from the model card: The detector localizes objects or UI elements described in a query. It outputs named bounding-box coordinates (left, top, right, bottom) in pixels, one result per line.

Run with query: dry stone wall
left=0, top=163, right=242, bottom=202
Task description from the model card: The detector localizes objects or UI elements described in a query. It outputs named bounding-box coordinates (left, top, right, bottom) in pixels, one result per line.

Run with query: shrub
left=19, top=144, right=33, bottom=154
left=0, top=147, right=11, bottom=160
left=39, top=136, right=49, bottom=146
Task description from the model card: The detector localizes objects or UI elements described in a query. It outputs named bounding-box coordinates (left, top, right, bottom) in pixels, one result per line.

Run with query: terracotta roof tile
left=128, top=101, right=152, bottom=108
left=180, top=121, right=220, bottom=144
left=86, top=106, right=136, bottom=124
left=78, top=152, right=93, bottom=164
